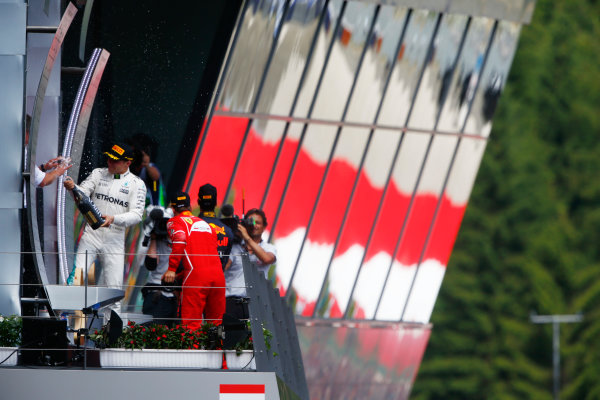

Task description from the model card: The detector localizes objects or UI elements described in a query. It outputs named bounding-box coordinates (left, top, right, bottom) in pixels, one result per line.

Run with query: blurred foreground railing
left=242, top=254, right=309, bottom=399
left=1, top=249, right=308, bottom=399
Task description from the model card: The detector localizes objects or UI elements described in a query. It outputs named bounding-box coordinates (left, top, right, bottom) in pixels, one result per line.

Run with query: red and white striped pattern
left=219, top=384, right=265, bottom=400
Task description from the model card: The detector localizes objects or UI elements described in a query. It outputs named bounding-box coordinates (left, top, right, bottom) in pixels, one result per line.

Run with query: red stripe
left=220, top=384, right=265, bottom=394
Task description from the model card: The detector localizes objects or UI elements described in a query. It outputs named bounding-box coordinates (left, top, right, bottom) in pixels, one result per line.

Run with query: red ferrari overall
left=167, top=211, right=225, bottom=328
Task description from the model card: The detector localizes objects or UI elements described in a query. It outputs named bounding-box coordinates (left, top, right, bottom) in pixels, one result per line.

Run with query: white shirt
left=225, top=241, right=277, bottom=297
left=34, top=166, right=45, bottom=187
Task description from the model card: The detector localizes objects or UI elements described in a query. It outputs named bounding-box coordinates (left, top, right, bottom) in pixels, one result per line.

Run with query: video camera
left=142, top=205, right=173, bottom=246
left=220, top=204, right=255, bottom=243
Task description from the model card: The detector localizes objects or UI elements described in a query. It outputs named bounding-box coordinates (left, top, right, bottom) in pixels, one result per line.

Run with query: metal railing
left=1, top=248, right=308, bottom=398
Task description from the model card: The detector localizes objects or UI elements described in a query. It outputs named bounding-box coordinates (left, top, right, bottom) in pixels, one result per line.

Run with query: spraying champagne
left=65, top=176, right=105, bottom=229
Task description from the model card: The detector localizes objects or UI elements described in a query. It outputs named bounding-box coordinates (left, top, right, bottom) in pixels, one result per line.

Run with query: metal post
left=530, top=312, right=583, bottom=400
left=552, top=321, right=559, bottom=400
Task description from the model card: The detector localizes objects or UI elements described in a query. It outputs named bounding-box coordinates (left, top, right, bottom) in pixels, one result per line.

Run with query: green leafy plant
left=232, top=321, right=277, bottom=357
left=232, top=321, right=253, bottom=355
left=90, top=320, right=221, bottom=350
left=262, top=326, right=277, bottom=357
left=0, top=315, right=22, bottom=347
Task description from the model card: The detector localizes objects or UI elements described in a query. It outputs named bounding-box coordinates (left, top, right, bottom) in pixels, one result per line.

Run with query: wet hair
left=245, top=208, right=267, bottom=227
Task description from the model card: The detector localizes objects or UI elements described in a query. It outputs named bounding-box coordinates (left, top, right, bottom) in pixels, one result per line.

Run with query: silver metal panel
left=217, top=0, right=286, bottom=113
left=277, top=123, right=339, bottom=311
left=404, top=136, right=487, bottom=323
left=228, top=118, right=288, bottom=213
left=377, top=9, right=438, bottom=128
left=393, top=134, right=458, bottom=322
left=0, top=56, right=25, bottom=194
left=0, top=2, right=26, bottom=55
left=341, top=128, right=404, bottom=319
left=29, top=96, right=60, bottom=282
left=57, top=48, right=109, bottom=284
left=408, top=14, right=469, bottom=130
left=311, top=2, right=378, bottom=122
left=298, top=319, right=431, bottom=400
left=0, top=193, right=23, bottom=209
left=345, top=5, right=409, bottom=125
left=26, top=0, right=61, bottom=26
left=464, top=20, right=521, bottom=137
left=0, top=370, right=282, bottom=400
left=293, top=0, right=346, bottom=119
left=437, top=16, right=495, bottom=133
left=23, top=3, right=78, bottom=304
left=372, top=131, right=432, bottom=321
left=26, top=34, right=61, bottom=97
left=255, top=0, right=327, bottom=116
left=296, top=126, right=370, bottom=318
left=44, top=285, right=124, bottom=310
left=0, top=1, right=25, bottom=318
left=359, top=0, right=535, bottom=24
left=0, top=209, right=21, bottom=316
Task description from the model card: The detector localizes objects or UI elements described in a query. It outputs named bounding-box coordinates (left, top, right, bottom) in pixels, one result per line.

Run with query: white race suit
left=73, top=168, right=146, bottom=316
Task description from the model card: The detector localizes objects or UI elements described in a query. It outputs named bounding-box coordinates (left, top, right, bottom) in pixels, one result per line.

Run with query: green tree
left=413, top=1, right=600, bottom=398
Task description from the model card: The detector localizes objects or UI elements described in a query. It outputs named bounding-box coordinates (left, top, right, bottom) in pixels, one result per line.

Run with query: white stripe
left=182, top=250, right=193, bottom=287
left=219, top=394, right=265, bottom=400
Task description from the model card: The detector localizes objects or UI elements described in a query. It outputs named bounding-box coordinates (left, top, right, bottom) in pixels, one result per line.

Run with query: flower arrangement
left=0, top=315, right=22, bottom=347
left=90, top=321, right=221, bottom=350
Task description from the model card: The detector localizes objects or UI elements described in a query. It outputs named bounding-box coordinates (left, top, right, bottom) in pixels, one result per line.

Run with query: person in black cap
left=197, top=183, right=233, bottom=270
left=162, top=192, right=226, bottom=328
left=64, top=142, right=146, bottom=321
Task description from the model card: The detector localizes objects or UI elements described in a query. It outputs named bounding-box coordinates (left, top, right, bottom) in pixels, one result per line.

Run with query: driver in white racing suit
left=64, top=143, right=146, bottom=319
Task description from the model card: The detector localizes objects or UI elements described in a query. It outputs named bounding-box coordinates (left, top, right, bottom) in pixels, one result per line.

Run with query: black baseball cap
left=104, top=142, right=134, bottom=161
left=170, top=191, right=191, bottom=210
left=198, top=183, right=217, bottom=209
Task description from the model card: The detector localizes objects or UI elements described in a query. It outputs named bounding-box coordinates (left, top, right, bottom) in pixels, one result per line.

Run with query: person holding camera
left=141, top=205, right=177, bottom=326
left=224, top=208, right=277, bottom=320
left=162, top=192, right=225, bottom=329
left=197, top=183, right=233, bottom=270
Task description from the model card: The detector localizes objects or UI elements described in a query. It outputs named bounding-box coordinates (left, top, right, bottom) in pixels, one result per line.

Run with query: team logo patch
left=191, top=221, right=212, bottom=233
left=209, top=223, right=226, bottom=235
left=120, top=181, right=130, bottom=194
left=112, top=145, right=125, bottom=155
left=183, top=217, right=194, bottom=225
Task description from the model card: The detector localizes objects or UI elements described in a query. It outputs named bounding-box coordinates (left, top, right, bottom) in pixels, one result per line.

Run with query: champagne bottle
left=70, top=186, right=105, bottom=229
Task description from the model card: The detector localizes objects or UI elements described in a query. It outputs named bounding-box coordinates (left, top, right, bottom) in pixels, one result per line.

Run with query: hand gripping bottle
left=70, top=186, right=105, bottom=229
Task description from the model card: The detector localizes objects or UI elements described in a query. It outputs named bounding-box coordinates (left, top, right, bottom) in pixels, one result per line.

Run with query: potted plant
left=0, top=315, right=21, bottom=366
left=224, top=322, right=275, bottom=370
left=90, top=320, right=224, bottom=369
left=224, top=322, right=255, bottom=370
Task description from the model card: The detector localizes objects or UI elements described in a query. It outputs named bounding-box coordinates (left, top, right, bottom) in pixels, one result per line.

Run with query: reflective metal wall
left=182, top=0, right=530, bottom=398
left=185, top=0, right=524, bottom=322
left=0, top=0, right=26, bottom=316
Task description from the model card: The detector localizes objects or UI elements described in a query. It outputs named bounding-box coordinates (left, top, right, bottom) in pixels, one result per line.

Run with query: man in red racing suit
left=162, top=192, right=225, bottom=329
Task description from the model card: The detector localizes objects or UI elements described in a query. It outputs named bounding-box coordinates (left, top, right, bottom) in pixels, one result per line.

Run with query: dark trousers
left=142, top=290, right=178, bottom=327
left=225, top=297, right=249, bottom=321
